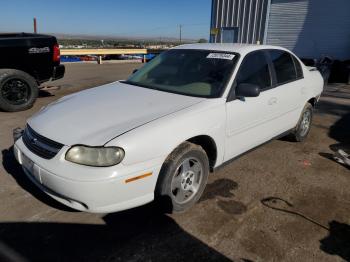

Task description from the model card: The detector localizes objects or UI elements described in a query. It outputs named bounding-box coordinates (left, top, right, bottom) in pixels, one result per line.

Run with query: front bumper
left=13, top=138, right=162, bottom=213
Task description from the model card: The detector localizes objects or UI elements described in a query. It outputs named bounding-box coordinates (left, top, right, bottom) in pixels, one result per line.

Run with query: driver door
left=224, top=50, right=279, bottom=161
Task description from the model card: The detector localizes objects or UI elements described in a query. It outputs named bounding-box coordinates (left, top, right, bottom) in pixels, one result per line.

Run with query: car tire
left=0, top=69, right=38, bottom=112
left=291, top=103, right=313, bottom=142
left=155, top=142, right=209, bottom=213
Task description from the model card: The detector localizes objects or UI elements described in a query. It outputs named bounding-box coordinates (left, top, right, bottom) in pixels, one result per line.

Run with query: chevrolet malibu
left=13, top=44, right=323, bottom=213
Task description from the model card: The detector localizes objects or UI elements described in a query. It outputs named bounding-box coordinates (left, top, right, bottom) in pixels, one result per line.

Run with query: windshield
left=125, top=49, right=238, bottom=98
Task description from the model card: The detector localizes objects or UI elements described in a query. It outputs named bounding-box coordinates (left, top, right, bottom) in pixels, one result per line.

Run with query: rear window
left=269, top=50, right=297, bottom=85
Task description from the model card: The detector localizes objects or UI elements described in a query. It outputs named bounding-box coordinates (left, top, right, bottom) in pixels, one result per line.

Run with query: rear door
left=267, top=49, right=306, bottom=133
left=224, top=50, right=280, bottom=161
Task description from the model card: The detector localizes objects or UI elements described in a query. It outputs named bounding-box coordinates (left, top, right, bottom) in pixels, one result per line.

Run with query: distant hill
left=51, top=33, right=198, bottom=43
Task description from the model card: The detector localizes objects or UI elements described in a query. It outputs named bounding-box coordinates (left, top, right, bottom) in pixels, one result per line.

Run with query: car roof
left=173, top=43, right=290, bottom=57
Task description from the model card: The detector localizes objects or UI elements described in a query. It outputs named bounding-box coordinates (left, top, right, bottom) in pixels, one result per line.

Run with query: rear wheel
left=0, top=69, right=38, bottom=112
left=291, top=103, right=313, bottom=142
left=155, top=142, right=209, bottom=213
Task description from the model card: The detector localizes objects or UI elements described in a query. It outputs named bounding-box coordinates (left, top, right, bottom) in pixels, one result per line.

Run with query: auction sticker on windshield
left=207, top=53, right=235, bottom=60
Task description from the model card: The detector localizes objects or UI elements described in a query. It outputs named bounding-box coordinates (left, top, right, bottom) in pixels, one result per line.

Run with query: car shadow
left=38, top=89, right=55, bottom=98
left=320, top=221, right=350, bottom=261
left=0, top=203, right=232, bottom=262
left=38, top=85, right=62, bottom=98
left=261, top=197, right=350, bottom=261
left=318, top=100, right=350, bottom=169
left=311, top=98, right=350, bottom=258
left=316, top=97, right=350, bottom=117
left=1, top=147, right=76, bottom=212
left=328, top=112, right=350, bottom=151
left=1, top=149, right=234, bottom=261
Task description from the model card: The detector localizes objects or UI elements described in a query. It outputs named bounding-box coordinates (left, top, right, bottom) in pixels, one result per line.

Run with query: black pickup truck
left=0, top=33, right=65, bottom=112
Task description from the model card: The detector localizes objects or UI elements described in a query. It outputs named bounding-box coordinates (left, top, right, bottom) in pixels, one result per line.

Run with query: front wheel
left=155, top=142, right=209, bottom=213
left=291, top=103, right=313, bottom=142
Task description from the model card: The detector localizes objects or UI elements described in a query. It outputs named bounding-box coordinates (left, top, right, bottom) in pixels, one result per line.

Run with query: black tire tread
left=155, top=142, right=209, bottom=213
left=0, top=69, right=38, bottom=112
left=290, top=103, right=313, bottom=142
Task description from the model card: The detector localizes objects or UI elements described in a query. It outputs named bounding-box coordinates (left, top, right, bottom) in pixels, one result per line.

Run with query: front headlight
left=65, top=145, right=125, bottom=167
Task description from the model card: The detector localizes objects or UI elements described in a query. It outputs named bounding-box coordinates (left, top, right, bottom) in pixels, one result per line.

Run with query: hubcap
left=1, top=79, right=30, bottom=105
left=171, top=157, right=203, bottom=204
left=300, top=110, right=311, bottom=136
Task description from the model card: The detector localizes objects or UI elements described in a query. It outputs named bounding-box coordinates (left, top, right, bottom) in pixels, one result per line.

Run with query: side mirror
left=132, top=69, right=138, bottom=74
left=236, top=83, right=260, bottom=98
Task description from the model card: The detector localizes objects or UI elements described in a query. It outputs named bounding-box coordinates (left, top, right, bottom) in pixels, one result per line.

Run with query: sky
left=0, top=0, right=212, bottom=39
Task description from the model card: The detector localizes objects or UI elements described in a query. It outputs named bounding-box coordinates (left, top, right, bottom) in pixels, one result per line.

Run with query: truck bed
left=0, top=32, right=61, bottom=83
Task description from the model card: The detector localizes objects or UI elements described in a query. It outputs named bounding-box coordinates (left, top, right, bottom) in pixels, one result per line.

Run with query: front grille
left=22, top=125, right=64, bottom=159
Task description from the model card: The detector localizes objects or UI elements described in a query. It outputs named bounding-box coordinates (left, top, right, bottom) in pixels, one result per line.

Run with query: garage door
left=265, top=0, right=350, bottom=60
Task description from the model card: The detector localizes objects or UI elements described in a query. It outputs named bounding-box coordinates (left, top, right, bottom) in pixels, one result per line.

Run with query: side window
left=292, top=55, right=304, bottom=79
left=236, top=51, right=271, bottom=90
left=269, top=50, right=297, bottom=84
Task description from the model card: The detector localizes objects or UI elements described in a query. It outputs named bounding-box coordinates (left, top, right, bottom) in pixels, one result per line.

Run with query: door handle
left=268, top=97, right=277, bottom=105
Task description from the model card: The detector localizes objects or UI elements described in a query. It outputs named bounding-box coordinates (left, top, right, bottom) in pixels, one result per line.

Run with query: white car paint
left=13, top=44, right=323, bottom=213
left=30, top=82, right=205, bottom=146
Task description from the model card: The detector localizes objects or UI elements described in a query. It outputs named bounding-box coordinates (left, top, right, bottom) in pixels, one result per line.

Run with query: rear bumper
left=52, top=64, right=65, bottom=80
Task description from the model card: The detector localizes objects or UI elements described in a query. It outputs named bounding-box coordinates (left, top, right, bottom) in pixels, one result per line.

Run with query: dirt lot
left=0, top=63, right=349, bottom=262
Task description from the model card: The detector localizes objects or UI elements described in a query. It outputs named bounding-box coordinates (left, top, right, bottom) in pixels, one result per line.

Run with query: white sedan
left=13, top=44, right=323, bottom=213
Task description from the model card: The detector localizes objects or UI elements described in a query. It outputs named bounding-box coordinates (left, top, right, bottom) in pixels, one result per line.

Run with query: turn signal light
left=125, top=172, right=152, bottom=183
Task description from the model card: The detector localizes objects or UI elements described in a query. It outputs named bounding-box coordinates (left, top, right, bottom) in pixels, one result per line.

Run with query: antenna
left=179, top=24, right=182, bottom=44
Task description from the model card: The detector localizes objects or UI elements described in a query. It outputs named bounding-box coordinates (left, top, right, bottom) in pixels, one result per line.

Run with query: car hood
left=28, top=81, right=204, bottom=146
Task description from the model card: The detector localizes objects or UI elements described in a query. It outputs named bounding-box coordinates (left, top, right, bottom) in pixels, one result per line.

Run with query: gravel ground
left=0, top=63, right=349, bottom=262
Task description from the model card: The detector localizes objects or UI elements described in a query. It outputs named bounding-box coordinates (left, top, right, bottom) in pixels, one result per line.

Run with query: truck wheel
left=155, top=142, right=209, bottom=213
left=0, top=69, right=38, bottom=112
left=291, top=103, right=313, bottom=142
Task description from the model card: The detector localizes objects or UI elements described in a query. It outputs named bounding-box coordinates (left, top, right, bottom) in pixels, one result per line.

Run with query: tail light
left=53, top=44, right=60, bottom=63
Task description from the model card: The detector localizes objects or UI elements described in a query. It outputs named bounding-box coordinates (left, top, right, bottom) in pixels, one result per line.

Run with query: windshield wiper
left=122, top=80, right=161, bottom=91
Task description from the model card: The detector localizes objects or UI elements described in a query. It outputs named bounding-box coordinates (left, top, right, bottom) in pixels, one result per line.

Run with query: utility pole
left=33, top=17, right=37, bottom=33
left=179, top=24, right=182, bottom=44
